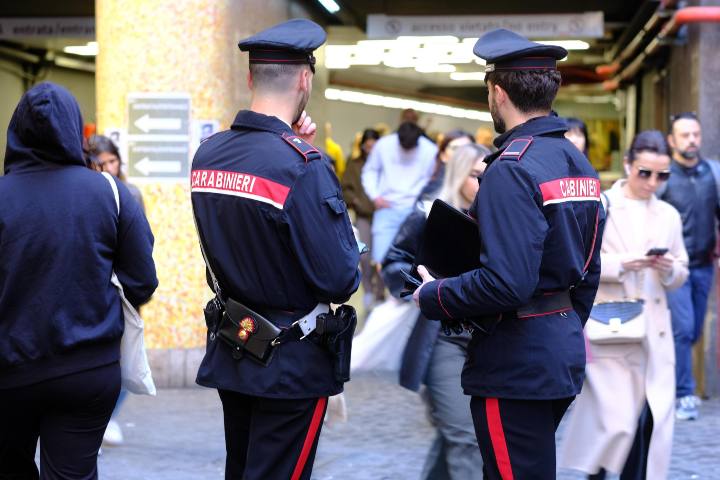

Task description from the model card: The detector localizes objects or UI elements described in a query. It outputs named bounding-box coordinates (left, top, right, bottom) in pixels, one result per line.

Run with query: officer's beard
left=489, top=99, right=506, bottom=134
left=292, top=89, right=310, bottom=126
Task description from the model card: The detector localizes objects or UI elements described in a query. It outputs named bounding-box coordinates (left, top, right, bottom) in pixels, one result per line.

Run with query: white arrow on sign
left=134, top=114, right=182, bottom=133
left=135, top=157, right=182, bottom=176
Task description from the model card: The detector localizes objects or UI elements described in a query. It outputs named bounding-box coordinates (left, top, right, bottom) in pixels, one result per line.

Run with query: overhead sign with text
left=127, top=92, right=190, bottom=180
left=367, top=12, right=604, bottom=39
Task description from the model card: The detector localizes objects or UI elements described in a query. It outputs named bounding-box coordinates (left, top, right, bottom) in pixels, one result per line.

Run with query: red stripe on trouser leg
left=486, top=398, right=514, bottom=480
left=290, top=397, right=327, bottom=480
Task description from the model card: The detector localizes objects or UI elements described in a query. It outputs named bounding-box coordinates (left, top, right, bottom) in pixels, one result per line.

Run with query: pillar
left=95, top=0, right=292, bottom=385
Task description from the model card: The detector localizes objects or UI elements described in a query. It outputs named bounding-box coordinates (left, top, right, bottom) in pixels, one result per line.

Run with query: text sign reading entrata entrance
left=127, top=92, right=191, bottom=180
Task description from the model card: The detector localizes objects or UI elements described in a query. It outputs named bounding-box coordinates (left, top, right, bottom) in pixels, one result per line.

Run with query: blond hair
left=438, top=144, right=491, bottom=209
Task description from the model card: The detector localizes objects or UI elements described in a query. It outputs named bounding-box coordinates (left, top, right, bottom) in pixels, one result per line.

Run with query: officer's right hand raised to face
left=190, top=19, right=360, bottom=480
left=414, top=28, right=605, bottom=480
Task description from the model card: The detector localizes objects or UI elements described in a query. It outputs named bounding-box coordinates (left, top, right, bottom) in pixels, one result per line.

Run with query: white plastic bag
left=350, top=297, right=418, bottom=372
left=102, top=172, right=156, bottom=396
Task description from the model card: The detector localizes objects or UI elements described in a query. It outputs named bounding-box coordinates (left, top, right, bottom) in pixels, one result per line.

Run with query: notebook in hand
left=412, top=199, right=481, bottom=280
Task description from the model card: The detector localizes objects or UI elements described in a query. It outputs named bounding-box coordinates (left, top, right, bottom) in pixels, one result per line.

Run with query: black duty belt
left=515, top=291, right=573, bottom=319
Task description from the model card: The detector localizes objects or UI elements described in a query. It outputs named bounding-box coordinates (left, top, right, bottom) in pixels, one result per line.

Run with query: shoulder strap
left=706, top=159, right=720, bottom=210
left=499, top=137, right=533, bottom=161
left=600, top=192, right=610, bottom=218
left=190, top=199, right=224, bottom=304
left=280, top=133, right=322, bottom=163
left=102, top=172, right=120, bottom=215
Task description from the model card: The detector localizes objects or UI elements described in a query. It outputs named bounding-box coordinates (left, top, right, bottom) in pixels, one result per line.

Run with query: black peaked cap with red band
left=238, top=18, right=326, bottom=73
left=473, top=29, right=567, bottom=73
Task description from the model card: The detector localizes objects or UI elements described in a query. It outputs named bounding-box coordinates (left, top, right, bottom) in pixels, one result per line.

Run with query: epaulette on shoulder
left=281, top=132, right=322, bottom=163
left=499, top=137, right=533, bottom=161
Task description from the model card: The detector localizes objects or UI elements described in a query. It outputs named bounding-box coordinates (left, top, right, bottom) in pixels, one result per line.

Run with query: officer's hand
left=412, top=265, right=436, bottom=307
left=293, top=110, right=317, bottom=144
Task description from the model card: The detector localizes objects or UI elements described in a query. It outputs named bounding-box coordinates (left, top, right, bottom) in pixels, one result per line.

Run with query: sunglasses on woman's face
left=636, top=167, right=671, bottom=181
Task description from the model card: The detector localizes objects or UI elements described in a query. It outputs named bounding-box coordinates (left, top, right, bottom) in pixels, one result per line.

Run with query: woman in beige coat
left=560, top=130, right=689, bottom=479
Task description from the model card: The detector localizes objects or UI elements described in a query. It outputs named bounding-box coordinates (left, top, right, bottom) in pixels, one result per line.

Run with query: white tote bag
left=350, top=297, right=418, bottom=372
left=103, top=172, right=157, bottom=396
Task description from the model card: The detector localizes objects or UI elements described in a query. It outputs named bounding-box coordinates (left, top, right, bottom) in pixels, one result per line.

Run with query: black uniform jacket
left=419, top=115, right=605, bottom=399
left=191, top=110, right=360, bottom=398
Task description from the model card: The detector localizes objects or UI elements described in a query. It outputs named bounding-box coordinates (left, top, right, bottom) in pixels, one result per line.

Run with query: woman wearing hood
left=0, top=82, right=158, bottom=478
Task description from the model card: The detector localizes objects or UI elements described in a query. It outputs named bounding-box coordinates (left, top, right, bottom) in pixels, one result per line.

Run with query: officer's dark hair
left=397, top=121, right=424, bottom=150
left=485, top=70, right=562, bottom=114
left=250, top=63, right=310, bottom=93
left=626, top=130, right=671, bottom=164
left=668, top=111, right=699, bottom=134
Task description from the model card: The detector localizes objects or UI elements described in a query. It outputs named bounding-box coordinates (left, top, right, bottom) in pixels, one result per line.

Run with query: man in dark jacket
left=413, top=30, right=603, bottom=479
left=659, top=112, right=720, bottom=420
left=0, top=82, right=157, bottom=478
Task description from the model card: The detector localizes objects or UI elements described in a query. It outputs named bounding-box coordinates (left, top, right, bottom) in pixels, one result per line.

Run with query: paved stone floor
left=96, top=372, right=719, bottom=479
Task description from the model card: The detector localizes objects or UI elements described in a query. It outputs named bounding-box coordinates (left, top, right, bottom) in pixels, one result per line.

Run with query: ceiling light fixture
left=325, top=87, right=492, bottom=122
left=537, top=40, right=590, bottom=50
left=63, top=41, right=98, bottom=56
left=450, top=71, right=486, bottom=81
left=317, top=0, right=340, bottom=14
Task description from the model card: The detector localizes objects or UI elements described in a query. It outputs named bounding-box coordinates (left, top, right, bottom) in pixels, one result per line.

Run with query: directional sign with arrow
left=127, top=93, right=191, bottom=181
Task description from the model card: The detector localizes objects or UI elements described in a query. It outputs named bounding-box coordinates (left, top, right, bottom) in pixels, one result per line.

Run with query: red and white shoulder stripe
left=190, top=169, right=290, bottom=210
left=538, top=177, right=600, bottom=206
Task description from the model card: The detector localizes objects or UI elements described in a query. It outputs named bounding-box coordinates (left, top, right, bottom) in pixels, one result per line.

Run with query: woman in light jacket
left=560, top=130, right=688, bottom=479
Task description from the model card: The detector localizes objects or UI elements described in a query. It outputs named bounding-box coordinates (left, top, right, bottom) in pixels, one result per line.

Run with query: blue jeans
left=370, top=206, right=413, bottom=264
left=667, top=264, right=714, bottom=397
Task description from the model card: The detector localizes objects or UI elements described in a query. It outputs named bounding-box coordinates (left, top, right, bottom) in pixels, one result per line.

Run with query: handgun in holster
left=316, top=305, right=357, bottom=383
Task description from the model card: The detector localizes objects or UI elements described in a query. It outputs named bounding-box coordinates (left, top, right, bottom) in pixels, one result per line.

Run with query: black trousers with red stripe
left=218, top=390, right=327, bottom=480
left=470, top=396, right=574, bottom=480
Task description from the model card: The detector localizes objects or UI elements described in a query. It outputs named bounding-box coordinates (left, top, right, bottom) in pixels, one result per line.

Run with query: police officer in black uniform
left=413, top=29, right=605, bottom=479
left=190, top=19, right=360, bottom=480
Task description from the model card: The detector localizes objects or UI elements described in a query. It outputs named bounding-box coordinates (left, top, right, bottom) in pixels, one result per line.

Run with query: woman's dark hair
left=437, top=129, right=474, bottom=160
left=485, top=70, right=562, bottom=114
left=626, top=130, right=671, bottom=163
left=360, top=128, right=380, bottom=146
left=86, top=134, right=125, bottom=179
left=565, top=117, right=589, bottom=155
left=397, top=121, right=424, bottom=150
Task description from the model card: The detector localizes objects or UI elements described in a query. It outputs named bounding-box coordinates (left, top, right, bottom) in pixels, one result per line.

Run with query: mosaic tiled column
left=95, top=0, right=290, bottom=383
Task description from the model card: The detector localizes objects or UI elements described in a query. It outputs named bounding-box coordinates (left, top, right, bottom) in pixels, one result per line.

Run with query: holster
left=316, top=305, right=357, bottom=383
left=215, top=298, right=281, bottom=366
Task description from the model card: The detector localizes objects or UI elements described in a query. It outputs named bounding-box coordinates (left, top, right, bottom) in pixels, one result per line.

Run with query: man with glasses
left=657, top=112, right=720, bottom=420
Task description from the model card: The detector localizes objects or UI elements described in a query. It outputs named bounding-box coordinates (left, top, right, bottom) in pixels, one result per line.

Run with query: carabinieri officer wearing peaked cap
left=190, top=19, right=360, bottom=480
left=413, top=29, right=605, bottom=479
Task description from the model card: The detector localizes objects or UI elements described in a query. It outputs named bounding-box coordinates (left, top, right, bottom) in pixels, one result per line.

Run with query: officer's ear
left=666, top=132, right=676, bottom=151
left=298, top=67, right=311, bottom=92
left=492, top=83, right=509, bottom=108
left=247, top=71, right=253, bottom=90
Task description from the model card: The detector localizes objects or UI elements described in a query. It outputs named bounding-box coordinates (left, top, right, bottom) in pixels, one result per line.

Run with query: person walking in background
left=342, top=128, right=383, bottom=310
left=86, top=133, right=148, bottom=446
left=87, top=134, right=145, bottom=212
left=565, top=117, right=590, bottom=158
left=0, top=82, right=157, bottom=478
left=361, top=121, right=437, bottom=266
left=383, top=143, right=490, bottom=480
left=421, top=129, right=475, bottom=199
left=657, top=112, right=720, bottom=420
left=561, top=130, right=688, bottom=479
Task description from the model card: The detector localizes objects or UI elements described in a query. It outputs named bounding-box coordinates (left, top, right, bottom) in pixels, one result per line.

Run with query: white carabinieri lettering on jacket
left=190, top=169, right=290, bottom=209
left=539, top=177, right=600, bottom=206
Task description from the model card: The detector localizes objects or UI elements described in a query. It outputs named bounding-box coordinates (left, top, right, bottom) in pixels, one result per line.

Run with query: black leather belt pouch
left=216, top=298, right=281, bottom=366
